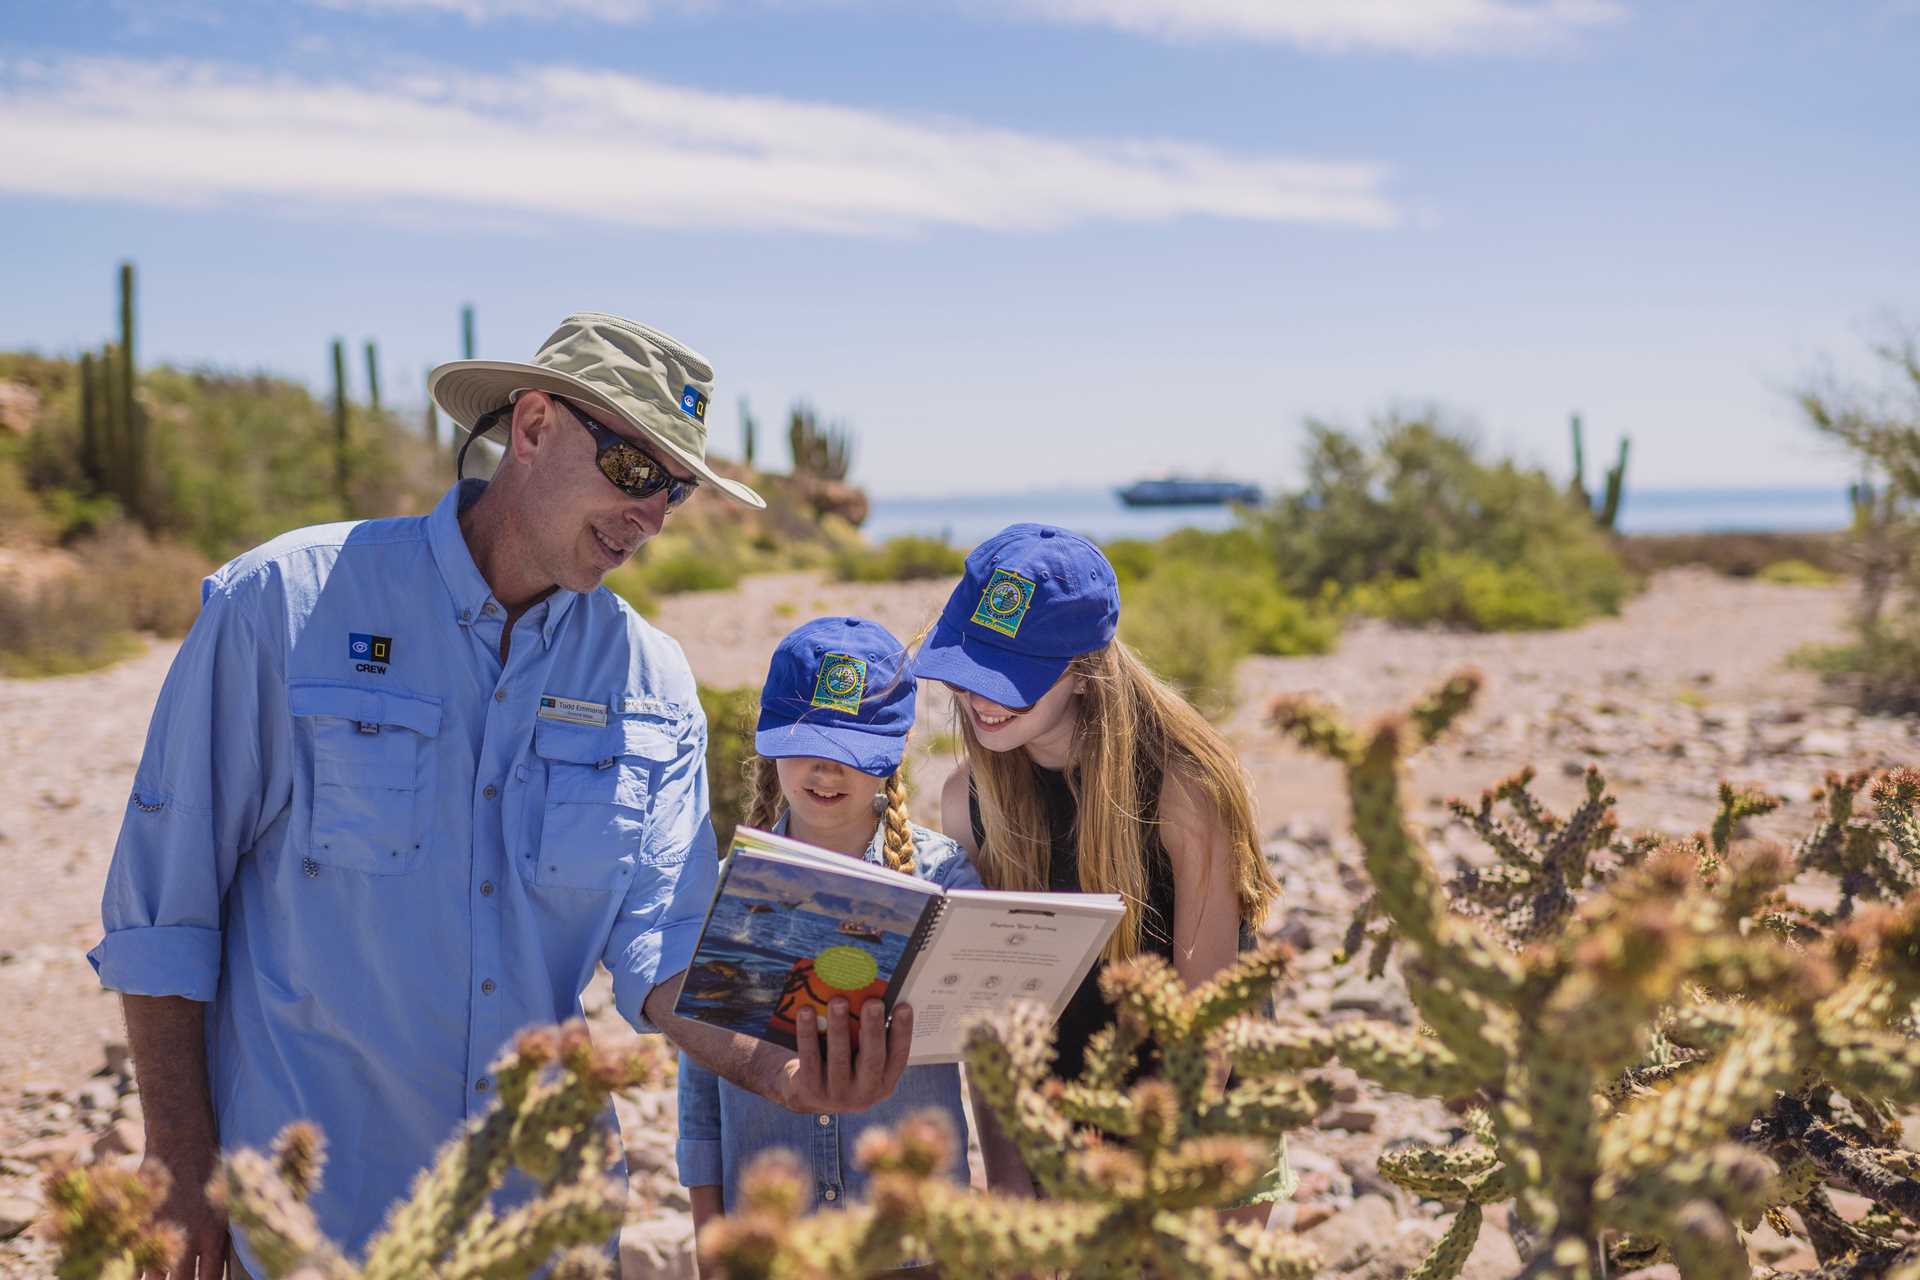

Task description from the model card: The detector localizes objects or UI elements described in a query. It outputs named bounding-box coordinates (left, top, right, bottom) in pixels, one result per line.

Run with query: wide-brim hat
left=429, top=311, right=765, bottom=509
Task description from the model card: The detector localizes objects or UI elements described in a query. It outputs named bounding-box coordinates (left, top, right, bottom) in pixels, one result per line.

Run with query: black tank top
left=968, top=764, right=1254, bottom=1081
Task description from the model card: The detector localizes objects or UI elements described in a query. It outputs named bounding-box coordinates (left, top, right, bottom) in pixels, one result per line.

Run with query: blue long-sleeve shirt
left=89, top=480, right=719, bottom=1272
left=676, top=816, right=979, bottom=1221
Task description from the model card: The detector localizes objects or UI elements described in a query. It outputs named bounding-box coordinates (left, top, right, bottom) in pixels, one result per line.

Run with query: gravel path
left=0, top=568, right=1903, bottom=1276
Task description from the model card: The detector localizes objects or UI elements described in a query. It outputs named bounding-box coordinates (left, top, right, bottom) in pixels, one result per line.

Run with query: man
left=89, top=312, right=913, bottom=1279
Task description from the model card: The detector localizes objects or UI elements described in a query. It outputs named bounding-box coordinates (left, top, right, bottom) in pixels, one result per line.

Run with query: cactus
left=51, top=1022, right=660, bottom=1280
left=1568, top=413, right=1630, bottom=531
left=786, top=403, right=853, bottom=482
left=331, top=338, right=349, bottom=508
left=78, top=350, right=101, bottom=493
left=117, top=261, right=143, bottom=522
left=701, top=944, right=1326, bottom=1279
left=426, top=368, right=441, bottom=449
left=1271, top=675, right=1920, bottom=1279
left=462, top=304, right=476, bottom=360
left=740, top=396, right=757, bottom=468
left=363, top=340, right=382, bottom=416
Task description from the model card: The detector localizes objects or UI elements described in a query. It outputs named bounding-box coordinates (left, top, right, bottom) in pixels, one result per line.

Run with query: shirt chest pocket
left=289, top=680, right=443, bottom=876
left=528, top=716, right=682, bottom=892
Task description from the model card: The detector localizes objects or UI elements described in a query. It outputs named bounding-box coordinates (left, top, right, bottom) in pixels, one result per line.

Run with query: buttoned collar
left=768, top=810, right=885, bottom=867
left=425, top=481, right=580, bottom=649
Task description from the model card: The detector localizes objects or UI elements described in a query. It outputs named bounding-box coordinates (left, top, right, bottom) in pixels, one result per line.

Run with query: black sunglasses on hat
left=464, top=397, right=699, bottom=510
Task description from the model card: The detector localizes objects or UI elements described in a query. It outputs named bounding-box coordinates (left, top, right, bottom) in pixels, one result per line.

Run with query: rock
left=620, top=1215, right=696, bottom=1280
left=92, top=1118, right=143, bottom=1160
left=1316, top=1105, right=1379, bottom=1133
left=0, top=380, right=40, bottom=436
left=13, top=1131, right=94, bottom=1166
left=0, top=1194, right=41, bottom=1240
left=1799, top=729, right=1850, bottom=757
left=1307, top=1193, right=1399, bottom=1269
left=75, top=1081, right=119, bottom=1115
left=1455, top=1217, right=1524, bottom=1280
left=1292, top=1202, right=1336, bottom=1232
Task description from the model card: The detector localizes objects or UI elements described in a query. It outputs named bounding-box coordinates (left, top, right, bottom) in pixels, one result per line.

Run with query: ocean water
left=861, top=485, right=1853, bottom=548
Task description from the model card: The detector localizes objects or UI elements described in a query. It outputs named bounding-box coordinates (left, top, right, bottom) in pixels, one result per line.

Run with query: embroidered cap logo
left=810, top=653, right=868, bottom=715
left=969, top=567, right=1036, bottom=639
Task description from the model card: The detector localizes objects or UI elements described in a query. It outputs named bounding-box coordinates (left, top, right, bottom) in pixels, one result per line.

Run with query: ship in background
left=1115, top=476, right=1264, bottom=508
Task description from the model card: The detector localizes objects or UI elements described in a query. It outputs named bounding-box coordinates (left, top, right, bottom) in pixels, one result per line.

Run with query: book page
left=895, top=891, right=1123, bottom=1064
left=673, top=839, right=938, bottom=1051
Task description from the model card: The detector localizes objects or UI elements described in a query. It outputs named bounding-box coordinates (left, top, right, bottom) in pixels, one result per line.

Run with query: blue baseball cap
left=755, top=617, right=916, bottom=776
left=911, top=523, right=1120, bottom=709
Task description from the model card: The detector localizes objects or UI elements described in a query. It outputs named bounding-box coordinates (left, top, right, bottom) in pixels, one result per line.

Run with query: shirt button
left=480, top=881, right=494, bottom=897
left=822, top=1188, right=837, bottom=1202
left=817, top=1114, right=831, bottom=1128
left=461, top=609, right=472, bottom=622
left=475, top=1077, right=490, bottom=1093
left=481, top=979, right=496, bottom=994
left=495, top=689, right=507, bottom=702
left=483, top=602, right=497, bottom=615
left=483, top=784, right=497, bottom=799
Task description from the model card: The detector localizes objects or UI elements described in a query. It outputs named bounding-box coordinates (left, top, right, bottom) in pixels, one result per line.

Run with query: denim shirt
left=89, top=481, right=719, bottom=1273
left=676, top=816, right=980, bottom=1219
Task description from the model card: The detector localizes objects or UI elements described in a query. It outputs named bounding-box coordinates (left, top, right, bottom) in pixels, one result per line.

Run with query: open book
left=673, top=826, right=1125, bottom=1065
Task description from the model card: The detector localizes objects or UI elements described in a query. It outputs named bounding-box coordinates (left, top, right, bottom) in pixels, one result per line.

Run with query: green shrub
left=0, top=569, right=140, bottom=677
left=1787, top=610, right=1920, bottom=710
left=1119, top=572, right=1248, bottom=720
left=1255, top=413, right=1633, bottom=629
left=601, top=561, right=658, bottom=617
left=1757, top=557, right=1840, bottom=586
left=1348, top=551, right=1593, bottom=631
left=699, top=684, right=759, bottom=850
left=641, top=549, right=740, bottom=595
left=834, top=535, right=966, bottom=583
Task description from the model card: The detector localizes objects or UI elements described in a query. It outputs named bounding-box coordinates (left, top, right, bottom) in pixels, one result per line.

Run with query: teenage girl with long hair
left=677, top=617, right=979, bottom=1276
left=912, top=523, right=1288, bottom=1215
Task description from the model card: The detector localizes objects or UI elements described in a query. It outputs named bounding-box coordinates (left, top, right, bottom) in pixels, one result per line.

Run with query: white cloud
left=1003, top=0, right=1626, bottom=52
left=308, top=0, right=1624, bottom=53
left=0, top=57, right=1396, bottom=235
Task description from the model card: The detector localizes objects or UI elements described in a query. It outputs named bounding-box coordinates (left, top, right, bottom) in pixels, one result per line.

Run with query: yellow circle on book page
left=815, top=945, right=879, bottom=991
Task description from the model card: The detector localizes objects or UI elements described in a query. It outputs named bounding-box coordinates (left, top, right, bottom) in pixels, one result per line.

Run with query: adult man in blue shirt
left=90, top=313, right=914, bottom=1279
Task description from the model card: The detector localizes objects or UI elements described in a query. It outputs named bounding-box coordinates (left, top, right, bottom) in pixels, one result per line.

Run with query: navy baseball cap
left=756, top=617, right=916, bottom=776
left=912, top=523, right=1120, bottom=709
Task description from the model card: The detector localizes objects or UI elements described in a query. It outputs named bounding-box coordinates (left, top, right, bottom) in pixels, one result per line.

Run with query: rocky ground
left=3, top=568, right=1912, bottom=1277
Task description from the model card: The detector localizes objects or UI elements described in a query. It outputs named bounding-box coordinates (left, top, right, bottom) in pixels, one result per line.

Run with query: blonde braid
left=881, top=768, right=916, bottom=874
left=745, top=754, right=787, bottom=831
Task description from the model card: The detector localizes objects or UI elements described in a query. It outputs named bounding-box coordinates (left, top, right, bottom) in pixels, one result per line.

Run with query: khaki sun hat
left=429, top=311, right=765, bottom=508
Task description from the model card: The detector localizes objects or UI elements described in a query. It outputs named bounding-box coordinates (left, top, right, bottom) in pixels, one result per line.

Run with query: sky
left=2, top=0, right=1916, bottom=497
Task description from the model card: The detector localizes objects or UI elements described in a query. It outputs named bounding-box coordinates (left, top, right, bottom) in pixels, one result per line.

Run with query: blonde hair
left=745, top=750, right=917, bottom=874
left=960, top=640, right=1279, bottom=963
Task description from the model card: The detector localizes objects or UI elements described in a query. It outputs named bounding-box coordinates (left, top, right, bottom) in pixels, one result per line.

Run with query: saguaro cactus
left=331, top=339, right=349, bottom=508
left=1569, top=413, right=1630, bottom=531
left=363, top=340, right=382, bottom=416
left=117, top=261, right=143, bottom=521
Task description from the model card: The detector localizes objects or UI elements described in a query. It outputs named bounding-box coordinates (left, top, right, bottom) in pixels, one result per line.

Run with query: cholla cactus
left=702, top=943, right=1327, bottom=1279
left=53, top=1022, right=663, bottom=1280
left=44, top=1162, right=183, bottom=1280
left=1270, top=672, right=1920, bottom=1280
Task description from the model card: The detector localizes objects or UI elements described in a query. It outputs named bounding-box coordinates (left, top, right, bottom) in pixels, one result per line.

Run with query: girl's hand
left=778, top=998, right=914, bottom=1114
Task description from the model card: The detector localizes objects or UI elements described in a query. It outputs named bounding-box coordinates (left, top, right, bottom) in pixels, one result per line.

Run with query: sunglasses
left=557, top=398, right=700, bottom=510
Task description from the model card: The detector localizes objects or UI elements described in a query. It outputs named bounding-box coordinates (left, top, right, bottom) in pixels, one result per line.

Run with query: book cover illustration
left=676, top=853, right=933, bottom=1049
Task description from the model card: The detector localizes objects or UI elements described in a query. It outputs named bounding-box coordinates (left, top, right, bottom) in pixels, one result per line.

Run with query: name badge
left=538, top=695, right=609, bottom=728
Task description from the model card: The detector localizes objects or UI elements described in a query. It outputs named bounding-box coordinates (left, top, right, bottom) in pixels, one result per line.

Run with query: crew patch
left=810, top=652, right=868, bottom=714
left=970, top=568, right=1035, bottom=638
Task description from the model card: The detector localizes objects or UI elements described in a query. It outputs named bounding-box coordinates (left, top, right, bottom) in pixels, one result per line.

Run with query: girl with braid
left=677, top=618, right=979, bottom=1275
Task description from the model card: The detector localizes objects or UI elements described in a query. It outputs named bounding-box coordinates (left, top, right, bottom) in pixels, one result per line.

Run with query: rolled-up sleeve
left=609, top=708, right=719, bottom=1033
left=674, top=1051, right=725, bottom=1188
left=89, top=581, right=288, bottom=1001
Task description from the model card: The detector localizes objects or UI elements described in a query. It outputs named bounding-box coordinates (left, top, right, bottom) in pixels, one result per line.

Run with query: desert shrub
left=635, top=548, right=740, bottom=595
left=0, top=442, right=51, bottom=544
left=1348, top=547, right=1625, bottom=631
left=1758, top=557, right=1840, bottom=586
left=600, top=560, right=658, bottom=618
left=83, top=525, right=214, bottom=635
left=1617, top=530, right=1851, bottom=578
left=1119, top=570, right=1249, bottom=720
left=699, top=684, right=758, bottom=851
left=833, top=534, right=965, bottom=583
left=0, top=571, right=140, bottom=677
left=1256, top=413, right=1633, bottom=630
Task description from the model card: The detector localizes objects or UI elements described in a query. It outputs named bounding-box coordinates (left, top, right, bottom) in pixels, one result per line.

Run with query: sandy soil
left=3, top=568, right=1911, bottom=1277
